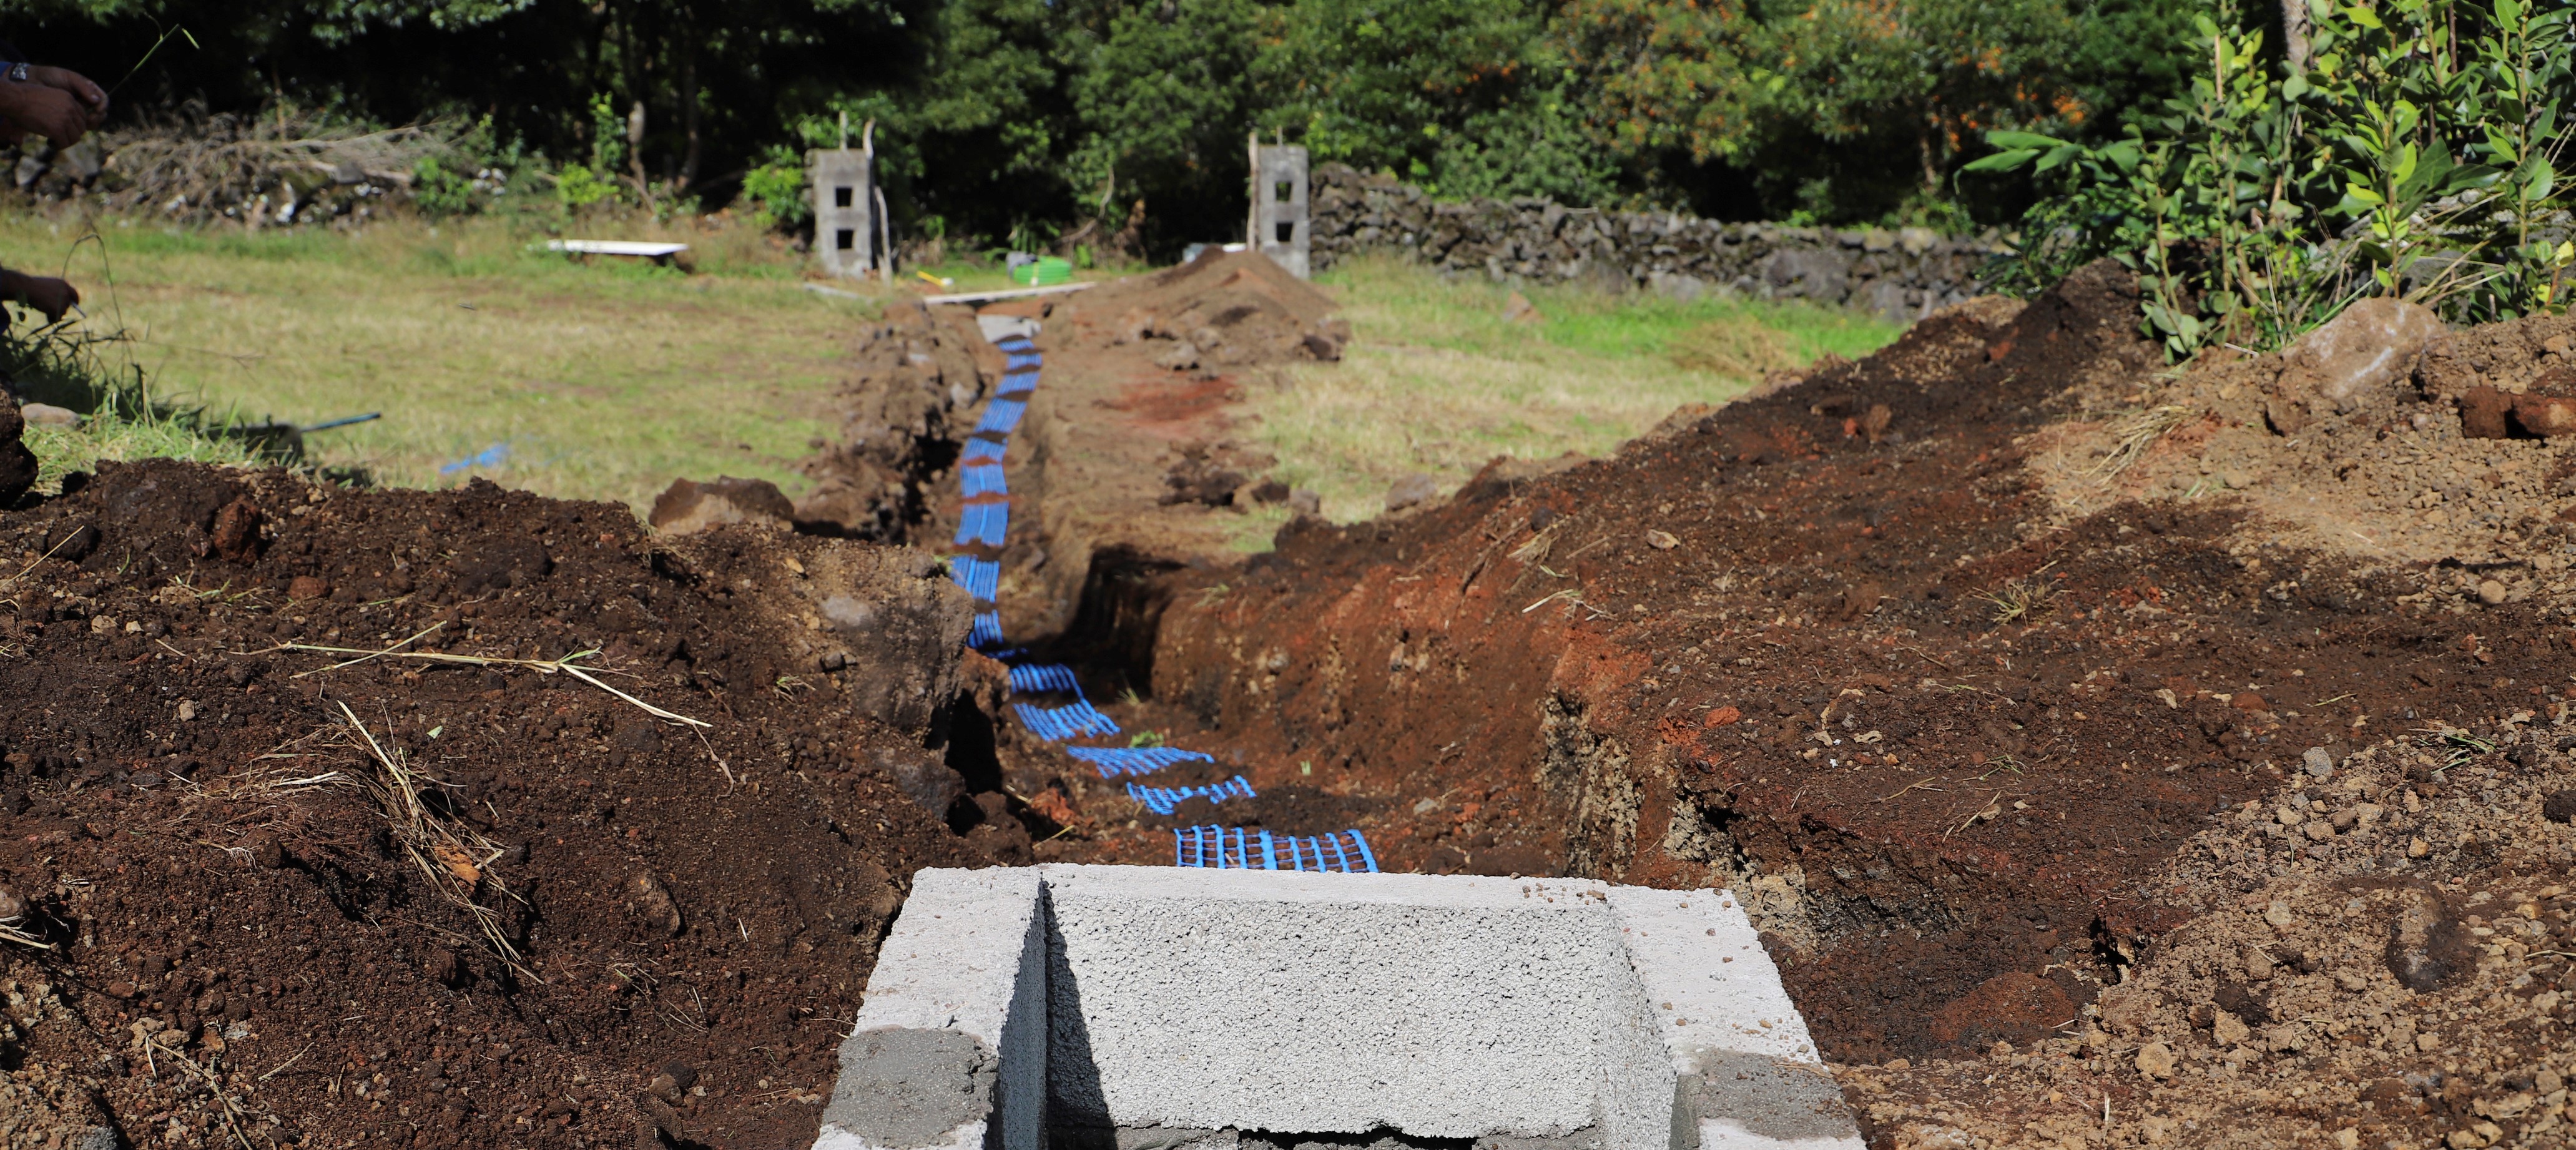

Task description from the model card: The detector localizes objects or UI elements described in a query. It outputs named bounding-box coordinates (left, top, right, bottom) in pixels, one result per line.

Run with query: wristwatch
left=4, top=64, right=28, bottom=83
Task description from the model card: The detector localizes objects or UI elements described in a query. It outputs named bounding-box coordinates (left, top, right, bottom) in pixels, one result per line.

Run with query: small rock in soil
left=650, top=476, right=795, bottom=534
left=1385, top=472, right=1440, bottom=512
left=2384, top=888, right=2464, bottom=991
left=2303, top=746, right=2334, bottom=777
left=2543, top=789, right=2576, bottom=824
left=0, top=395, right=36, bottom=505
left=2243, top=946, right=2274, bottom=980
left=20, top=401, right=79, bottom=427
left=2213, top=1010, right=2250, bottom=1046
left=2135, top=1041, right=2176, bottom=1079
left=625, top=871, right=684, bottom=935
left=2269, top=297, right=2443, bottom=423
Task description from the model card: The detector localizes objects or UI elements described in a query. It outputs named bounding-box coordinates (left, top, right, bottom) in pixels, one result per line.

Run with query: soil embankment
left=997, top=263, right=2575, bottom=1146
left=0, top=461, right=1031, bottom=1149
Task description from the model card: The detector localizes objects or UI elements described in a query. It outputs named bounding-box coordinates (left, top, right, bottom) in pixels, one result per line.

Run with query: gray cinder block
left=815, top=866, right=1860, bottom=1150
left=811, top=148, right=877, bottom=280
left=1248, top=141, right=1310, bottom=280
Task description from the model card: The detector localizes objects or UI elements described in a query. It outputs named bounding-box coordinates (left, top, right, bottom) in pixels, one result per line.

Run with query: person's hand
left=25, top=66, right=106, bottom=129
left=0, top=81, right=92, bottom=145
left=0, top=271, right=79, bottom=324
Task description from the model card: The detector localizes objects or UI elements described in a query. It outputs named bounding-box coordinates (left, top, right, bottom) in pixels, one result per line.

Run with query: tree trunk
left=677, top=9, right=702, bottom=192
left=2283, top=0, right=2313, bottom=70
left=627, top=99, right=653, bottom=206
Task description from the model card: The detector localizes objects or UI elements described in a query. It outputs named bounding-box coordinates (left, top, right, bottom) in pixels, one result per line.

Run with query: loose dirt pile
left=1842, top=735, right=2574, bottom=1149
left=0, top=460, right=1036, bottom=1149
left=989, top=261, right=2576, bottom=1147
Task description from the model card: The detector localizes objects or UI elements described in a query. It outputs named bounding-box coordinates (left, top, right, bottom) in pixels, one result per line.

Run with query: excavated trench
left=863, top=261, right=2576, bottom=1072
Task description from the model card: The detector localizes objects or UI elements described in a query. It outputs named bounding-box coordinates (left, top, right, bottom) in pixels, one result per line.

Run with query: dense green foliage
left=15, top=0, right=2215, bottom=251
left=1977, top=0, right=2576, bottom=355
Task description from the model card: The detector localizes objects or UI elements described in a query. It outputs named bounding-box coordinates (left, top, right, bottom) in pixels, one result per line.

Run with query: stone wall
left=1308, top=164, right=2007, bottom=322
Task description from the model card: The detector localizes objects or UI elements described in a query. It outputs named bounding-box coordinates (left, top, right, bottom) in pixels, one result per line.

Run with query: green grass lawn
left=1, top=210, right=886, bottom=511
left=0, top=213, right=1905, bottom=524
left=1261, top=254, right=1905, bottom=522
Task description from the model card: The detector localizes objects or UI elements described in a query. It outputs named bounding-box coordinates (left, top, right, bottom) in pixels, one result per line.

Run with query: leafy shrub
left=412, top=157, right=474, bottom=217
left=742, top=147, right=811, bottom=227
left=554, top=162, right=617, bottom=210
left=1977, top=0, right=2576, bottom=357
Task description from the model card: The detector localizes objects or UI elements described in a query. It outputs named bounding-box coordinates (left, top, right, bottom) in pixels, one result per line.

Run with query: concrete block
left=815, top=867, right=1050, bottom=1150
left=811, top=147, right=877, bottom=280
left=1249, top=142, right=1310, bottom=279
left=815, top=866, right=1859, bottom=1150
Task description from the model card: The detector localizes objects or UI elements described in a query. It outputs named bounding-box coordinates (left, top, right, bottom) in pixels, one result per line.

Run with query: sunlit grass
left=0, top=209, right=882, bottom=512
left=1259, top=254, right=1905, bottom=521
left=22, top=411, right=265, bottom=491
left=0, top=212, right=1905, bottom=529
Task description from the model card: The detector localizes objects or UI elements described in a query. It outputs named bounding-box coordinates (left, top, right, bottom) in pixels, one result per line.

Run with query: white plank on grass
left=545, top=240, right=690, bottom=257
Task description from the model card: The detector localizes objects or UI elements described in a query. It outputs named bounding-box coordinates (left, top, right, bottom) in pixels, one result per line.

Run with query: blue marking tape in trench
left=945, top=333, right=1375, bottom=872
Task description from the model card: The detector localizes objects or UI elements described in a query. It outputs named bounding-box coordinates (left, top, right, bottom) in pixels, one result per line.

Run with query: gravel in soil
left=0, top=461, right=1022, bottom=1149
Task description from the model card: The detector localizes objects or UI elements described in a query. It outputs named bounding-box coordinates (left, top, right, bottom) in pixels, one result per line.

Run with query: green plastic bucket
left=1010, top=257, right=1074, bottom=286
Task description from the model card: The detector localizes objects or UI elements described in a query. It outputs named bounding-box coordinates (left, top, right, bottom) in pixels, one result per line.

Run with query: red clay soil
left=0, top=461, right=1028, bottom=1149
left=793, top=250, right=1348, bottom=647
left=1033, top=262, right=2576, bottom=1078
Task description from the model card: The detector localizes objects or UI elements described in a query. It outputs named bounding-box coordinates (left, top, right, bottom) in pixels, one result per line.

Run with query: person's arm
left=0, top=268, right=79, bottom=323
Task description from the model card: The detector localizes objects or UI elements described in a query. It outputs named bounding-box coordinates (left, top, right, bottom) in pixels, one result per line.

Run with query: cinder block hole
left=836, top=229, right=857, bottom=251
left=815, top=866, right=1859, bottom=1150
left=1275, top=181, right=1294, bottom=202
left=835, top=185, right=855, bottom=208
left=1276, top=222, right=1295, bottom=244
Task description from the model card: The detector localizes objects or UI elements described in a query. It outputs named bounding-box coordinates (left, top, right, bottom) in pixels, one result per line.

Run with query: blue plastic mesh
left=953, top=502, right=1010, bottom=548
left=1006, top=664, right=1083, bottom=694
left=1013, top=700, right=1121, bottom=741
left=975, top=399, right=1028, bottom=436
left=948, top=557, right=1000, bottom=602
left=1126, top=775, right=1255, bottom=815
left=1063, top=745, right=1213, bottom=778
left=1172, top=826, right=1379, bottom=872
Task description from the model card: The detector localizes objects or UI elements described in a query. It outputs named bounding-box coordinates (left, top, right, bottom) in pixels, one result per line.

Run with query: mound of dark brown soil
left=0, top=460, right=1027, bottom=1149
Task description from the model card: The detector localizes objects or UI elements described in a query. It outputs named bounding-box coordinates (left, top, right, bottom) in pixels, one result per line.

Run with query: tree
left=13, top=0, right=935, bottom=206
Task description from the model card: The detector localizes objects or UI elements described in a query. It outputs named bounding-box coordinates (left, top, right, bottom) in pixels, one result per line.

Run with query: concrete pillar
left=810, top=146, right=877, bottom=280
left=1247, top=138, right=1310, bottom=279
